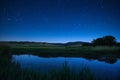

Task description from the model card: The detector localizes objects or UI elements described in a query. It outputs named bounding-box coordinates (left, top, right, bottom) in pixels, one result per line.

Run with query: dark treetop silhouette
left=92, top=35, right=117, bottom=46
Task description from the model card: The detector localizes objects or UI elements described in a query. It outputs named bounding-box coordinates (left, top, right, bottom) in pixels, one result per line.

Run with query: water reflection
left=12, top=54, right=120, bottom=80
left=98, top=56, right=118, bottom=64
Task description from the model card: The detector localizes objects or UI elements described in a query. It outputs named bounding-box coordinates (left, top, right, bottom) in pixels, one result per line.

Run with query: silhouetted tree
left=92, top=35, right=116, bottom=46
left=103, top=36, right=116, bottom=46
left=116, top=43, right=120, bottom=46
left=82, top=43, right=92, bottom=46
left=92, top=38, right=104, bottom=46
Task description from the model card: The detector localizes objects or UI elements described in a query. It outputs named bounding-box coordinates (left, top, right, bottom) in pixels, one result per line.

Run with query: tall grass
left=0, top=61, right=97, bottom=80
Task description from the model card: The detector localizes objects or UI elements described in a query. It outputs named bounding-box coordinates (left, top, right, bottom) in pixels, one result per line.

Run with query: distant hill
left=65, top=41, right=89, bottom=46
left=0, top=41, right=90, bottom=47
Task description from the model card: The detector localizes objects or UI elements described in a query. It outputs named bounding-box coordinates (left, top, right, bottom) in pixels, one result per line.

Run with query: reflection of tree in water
left=98, top=56, right=117, bottom=64
left=83, top=56, right=118, bottom=64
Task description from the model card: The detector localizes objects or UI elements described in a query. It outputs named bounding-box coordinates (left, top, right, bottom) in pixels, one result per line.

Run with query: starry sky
left=0, top=0, right=120, bottom=43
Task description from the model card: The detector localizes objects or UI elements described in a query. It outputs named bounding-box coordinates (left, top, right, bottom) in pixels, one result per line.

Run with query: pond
left=12, top=54, right=120, bottom=80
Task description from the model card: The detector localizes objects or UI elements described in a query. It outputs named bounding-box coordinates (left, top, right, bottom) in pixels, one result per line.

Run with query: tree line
left=83, top=35, right=120, bottom=46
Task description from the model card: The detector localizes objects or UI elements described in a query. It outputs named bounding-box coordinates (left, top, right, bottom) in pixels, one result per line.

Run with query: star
left=15, top=18, right=19, bottom=22
left=101, top=5, right=104, bottom=8
left=78, top=24, right=81, bottom=26
left=3, top=8, right=6, bottom=12
left=7, top=18, right=12, bottom=21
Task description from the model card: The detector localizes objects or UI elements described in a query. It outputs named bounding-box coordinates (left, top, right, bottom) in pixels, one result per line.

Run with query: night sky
left=0, top=0, right=120, bottom=43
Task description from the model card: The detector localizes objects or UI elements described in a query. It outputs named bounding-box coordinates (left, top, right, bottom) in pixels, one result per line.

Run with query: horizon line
left=0, top=40, right=91, bottom=43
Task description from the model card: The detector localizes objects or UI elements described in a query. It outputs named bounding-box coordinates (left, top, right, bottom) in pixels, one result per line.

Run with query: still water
left=12, top=54, right=120, bottom=80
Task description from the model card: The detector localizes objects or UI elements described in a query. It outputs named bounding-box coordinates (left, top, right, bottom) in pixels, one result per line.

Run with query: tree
left=92, top=38, right=104, bottom=46
left=103, top=36, right=116, bottom=46
left=92, top=35, right=116, bottom=46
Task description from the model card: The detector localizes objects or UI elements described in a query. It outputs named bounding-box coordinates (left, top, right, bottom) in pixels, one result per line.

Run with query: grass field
left=10, top=46, right=120, bottom=58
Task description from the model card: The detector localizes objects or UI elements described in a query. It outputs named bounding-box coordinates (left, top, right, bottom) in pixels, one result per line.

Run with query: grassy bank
left=1, top=41, right=120, bottom=57
left=10, top=46, right=120, bottom=58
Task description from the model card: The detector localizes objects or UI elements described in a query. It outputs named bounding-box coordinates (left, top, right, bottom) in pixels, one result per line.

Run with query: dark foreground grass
left=0, top=60, right=101, bottom=80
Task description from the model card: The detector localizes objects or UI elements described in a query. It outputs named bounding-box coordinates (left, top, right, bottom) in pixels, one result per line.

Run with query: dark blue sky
left=0, top=0, right=120, bottom=42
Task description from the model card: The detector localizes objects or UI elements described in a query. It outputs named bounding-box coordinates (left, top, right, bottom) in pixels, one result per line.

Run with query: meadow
left=10, top=45, right=120, bottom=58
left=0, top=42, right=120, bottom=80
